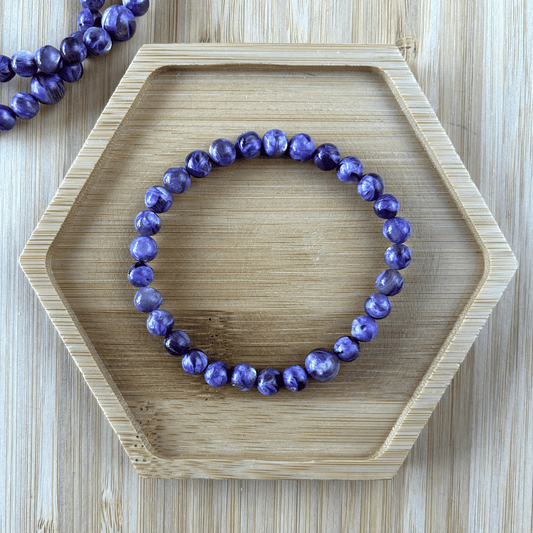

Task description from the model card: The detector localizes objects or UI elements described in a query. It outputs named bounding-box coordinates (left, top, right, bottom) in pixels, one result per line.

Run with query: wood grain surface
left=1, top=0, right=530, bottom=531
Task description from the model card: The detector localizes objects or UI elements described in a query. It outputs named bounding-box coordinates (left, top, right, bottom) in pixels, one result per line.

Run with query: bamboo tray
left=20, top=45, right=517, bottom=479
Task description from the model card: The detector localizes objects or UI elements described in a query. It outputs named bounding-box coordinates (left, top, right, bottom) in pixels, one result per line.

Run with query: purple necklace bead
left=333, top=336, right=360, bottom=362
left=35, top=45, right=62, bottom=74
left=351, top=315, right=379, bottom=342
left=289, top=133, right=315, bottom=162
left=60, top=36, right=88, bottom=64
left=305, top=350, right=340, bottom=382
left=231, top=363, right=258, bottom=391
left=78, top=7, right=103, bottom=31
left=358, top=173, right=384, bottom=201
left=163, top=168, right=191, bottom=194
left=102, top=5, right=137, bottom=42
left=257, top=368, right=283, bottom=395
left=282, top=365, right=309, bottom=392
left=146, top=309, right=174, bottom=337
left=130, top=235, right=158, bottom=262
left=58, top=62, right=84, bottom=83
left=209, top=138, right=237, bottom=167
left=182, top=349, right=208, bottom=375
left=83, top=27, right=113, bottom=56
left=128, top=261, right=154, bottom=287
left=10, top=50, right=38, bottom=78
left=376, top=269, right=404, bottom=296
left=336, top=156, right=363, bottom=183
left=383, top=217, right=412, bottom=244
left=134, top=286, right=162, bottom=312
left=145, top=186, right=173, bottom=213
left=0, top=105, right=17, bottom=131
left=205, top=361, right=231, bottom=387
left=123, top=0, right=150, bottom=17
left=262, top=129, right=288, bottom=157
left=80, top=0, right=105, bottom=9
left=164, top=330, right=191, bottom=357
left=0, top=55, right=16, bottom=82
left=185, top=150, right=212, bottom=178
left=364, top=293, right=392, bottom=320
left=10, top=92, right=39, bottom=120
left=384, top=243, right=412, bottom=270
left=135, top=210, right=161, bottom=236
left=30, top=73, right=65, bottom=105
left=235, top=131, right=262, bottom=159
left=314, top=143, right=341, bottom=171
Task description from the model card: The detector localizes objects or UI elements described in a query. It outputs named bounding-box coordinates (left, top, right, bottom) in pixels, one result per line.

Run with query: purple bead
left=358, top=173, right=384, bottom=201
left=231, top=363, right=257, bottom=391
left=383, top=217, right=411, bottom=244
left=0, top=55, right=15, bottom=82
left=235, top=131, right=262, bottom=159
left=102, top=5, right=136, bottom=41
left=164, top=330, right=191, bottom=356
left=35, top=46, right=61, bottom=74
left=135, top=210, right=161, bottom=235
left=10, top=92, right=39, bottom=119
left=257, top=368, right=283, bottom=395
left=336, top=156, right=363, bottom=183
left=0, top=105, right=17, bottom=131
left=205, top=361, right=231, bottom=387
left=83, top=27, right=113, bottom=56
left=351, top=315, right=378, bottom=342
left=364, top=293, right=392, bottom=320
left=123, top=0, right=150, bottom=17
left=185, top=150, right=212, bottom=178
left=147, top=309, right=174, bottom=336
left=182, top=349, right=208, bottom=375
left=145, top=186, right=173, bottom=213
left=134, top=286, right=162, bottom=312
left=305, top=349, right=340, bottom=381
left=384, top=243, right=411, bottom=270
left=70, top=30, right=86, bottom=43
left=289, top=133, right=315, bottom=162
left=78, top=7, right=102, bottom=30
left=163, top=167, right=191, bottom=194
left=209, top=138, right=236, bottom=166
left=58, top=61, right=84, bottom=83
left=374, top=194, right=399, bottom=219
left=11, top=51, right=38, bottom=78
left=128, top=261, right=154, bottom=287
left=130, top=235, right=158, bottom=262
left=60, top=36, right=88, bottom=64
left=263, top=129, right=288, bottom=156
left=80, top=0, right=104, bottom=9
left=376, top=269, right=404, bottom=296
left=282, top=365, right=309, bottom=392
left=333, top=336, right=360, bottom=362
left=30, top=73, right=65, bottom=105
left=314, top=143, right=341, bottom=171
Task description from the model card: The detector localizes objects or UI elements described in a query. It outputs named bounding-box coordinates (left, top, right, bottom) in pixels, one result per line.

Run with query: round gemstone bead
left=78, top=7, right=102, bottom=30
left=102, top=5, right=136, bottom=41
left=333, top=336, right=360, bottom=362
left=351, top=315, right=378, bottom=342
left=257, top=368, right=283, bottom=395
left=305, top=349, right=340, bottom=381
left=313, top=143, right=341, bottom=171
left=58, top=61, right=84, bottom=83
left=383, top=217, right=411, bottom=244
left=364, top=293, right=392, bottom=320
left=135, top=210, right=161, bottom=235
left=282, top=365, right=309, bottom=392
left=289, top=133, right=315, bottom=162
left=209, top=138, right=236, bottom=166
left=69, top=30, right=86, bottom=43
left=358, top=173, right=384, bottom=201
left=128, top=261, right=154, bottom=287
left=374, top=194, right=399, bottom=219
left=10, top=92, right=39, bottom=119
left=163, top=330, right=190, bottom=356
left=80, top=0, right=104, bottom=9
left=133, top=286, right=162, bottom=312
left=163, top=167, right=191, bottom=194
left=182, top=349, right=208, bottom=375
left=147, top=309, right=174, bottom=336
left=11, top=51, right=38, bottom=77
left=384, top=243, right=412, bottom=270
left=263, top=129, right=288, bottom=157
left=60, top=36, right=88, bottom=64
left=123, top=0, right=150, bottom=17
left=35, top=46, right=62, bottom=74
left=185, top=150, right=212, bottom=178
left=144, top=186, right=173, bottom=213
left=130, top=235, right=158, bottom=262
left=205, top=361, right=231, bottom=387
left=30, top=73, right=65, bottom=105
left=235, top=131, right=262, bottom=159
left=336, top=156, right=363, bottom=182
left=0, top=105, right=17, bottom=131
left=376, top=269, right=404, bottom=296
left=83, top=27, right=113, bottom=56
left=0, top=55, right=15, bottom=82
left=231, top=363, right=257, bottom=391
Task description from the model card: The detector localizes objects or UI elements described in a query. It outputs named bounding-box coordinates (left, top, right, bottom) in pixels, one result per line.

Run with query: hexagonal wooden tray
left=20, top=45, right=517, bottom=479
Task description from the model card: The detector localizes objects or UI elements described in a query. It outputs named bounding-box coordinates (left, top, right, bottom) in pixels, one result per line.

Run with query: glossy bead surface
left=185, top=150, right=212, bottom=178
left=209, top=138, right=236, bottom=166
left=163, top=167, right=191, bottom=194
left=146, top=309, right=174, bottom=336
left=351, top=315, right=379, bottom=342
left=333, top=336, right=360, bottom=362
left=257, top=368, right=283, bottom=396
left=11, top=51, right=38, bottom=77
left=130, top=235, right=158, bottom=262
left=164, top=330, right=190, bottom=356
left=282, top=365, right=309, bottom=392
left=336, top=156, right=363, bottom=183
left=384, top=243, right=412, bottom=270
left=102, top=5, right=136, bottom=41
left=182, top=350, right=208, bottom=375
left=145, top=186, right=173, bottom=213
left=364, top=293, right=392, bottom=319
left=305, top=349, right=340, bottom=381
left=235, top=131, right=262, bottom=159
left=128, top=261, right=154, bottom=287
left=78, top=7, right=102, bottom=30
left=30, top=73, right=65, bottom=105
left=58, top=61, right=84, bottom=83
left=314, top=143, right=341, bottom=171
left=123, top=0, right=150, bottom=17
left=135, top=210, right=161, bottom=236
left=358, top=173, right=384, bottom=201
left=376, top=269, right=404, bottom=296
left=133, top=286, right=162, bottom=312
left=0, top=55, right=15, bottom=82
left=205, top=361, right=230, bottom=387
left=80, top=0, right=104, bottom=8
left=0, top=105, right=17, bottom=131
left=383, top=217, right=411, bottom=244
left=374, top=194, right=399, bottom=219
left=60, top=36, right=88, bottom=64
left=10, top=92, right=39, bottom=119
left=70, top=30, right=86, bottom=43
left=289, top=133, right=315, bottom=162
left=83, top=27, right=113, bottom=56
left=263, top=129, right=288, bottom=157
left=35, top=46, right=62, bottom=74
left=231, top=363, right=257, bottom=391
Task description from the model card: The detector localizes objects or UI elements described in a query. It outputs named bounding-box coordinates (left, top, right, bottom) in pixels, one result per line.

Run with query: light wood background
left=1, top=1, right=530, bottom=531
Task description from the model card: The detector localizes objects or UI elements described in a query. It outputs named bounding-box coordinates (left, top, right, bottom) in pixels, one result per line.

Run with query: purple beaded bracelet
left=0, top=0, right=149, bottom=132
left=128, top=130, right=412, bottom=396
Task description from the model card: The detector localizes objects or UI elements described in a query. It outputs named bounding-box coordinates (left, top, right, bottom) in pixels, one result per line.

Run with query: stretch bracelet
left=128, top=130, right=412, bottom=396
left=0, top=0, right=149, bottom=132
